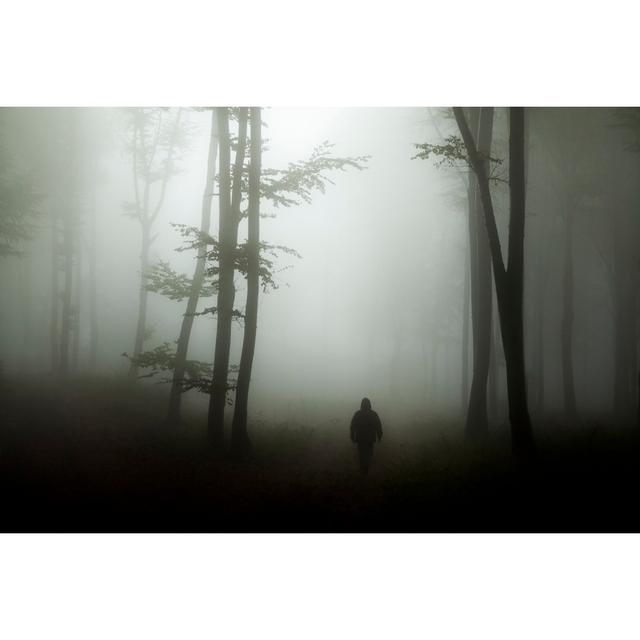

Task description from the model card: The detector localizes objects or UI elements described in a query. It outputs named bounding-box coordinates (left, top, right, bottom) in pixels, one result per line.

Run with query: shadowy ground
left=0, top=375, right=638, bottom=532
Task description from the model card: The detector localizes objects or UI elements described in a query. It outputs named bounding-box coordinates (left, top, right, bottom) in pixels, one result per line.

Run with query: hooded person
left=350, top=397, right=383, bottom=475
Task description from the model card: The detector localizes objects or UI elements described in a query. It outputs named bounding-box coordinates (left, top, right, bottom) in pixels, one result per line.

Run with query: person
left=350, top=397, right=383, bottom=476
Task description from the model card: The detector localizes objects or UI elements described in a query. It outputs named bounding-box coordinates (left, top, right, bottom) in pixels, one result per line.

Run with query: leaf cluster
left=146, top=260, right=217, bottom=301
left=122, top=342, right=237, bottom=396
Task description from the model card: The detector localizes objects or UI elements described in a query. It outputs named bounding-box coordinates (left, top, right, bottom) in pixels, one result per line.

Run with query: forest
left=1, top=106, right=640, bottom=532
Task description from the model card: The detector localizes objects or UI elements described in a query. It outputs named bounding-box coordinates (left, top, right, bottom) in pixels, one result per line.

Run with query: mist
left=2, top=106, right=640, bottom=531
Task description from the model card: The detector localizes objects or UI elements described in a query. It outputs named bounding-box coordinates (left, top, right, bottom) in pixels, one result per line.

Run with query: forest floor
left=1, top=375, right=639, bottom=532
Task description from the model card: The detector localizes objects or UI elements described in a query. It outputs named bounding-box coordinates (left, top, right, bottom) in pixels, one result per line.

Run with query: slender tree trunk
left=461, top=110, right=481, bottom=414
left=168, top=110, right=219, bottom=425
left=128, top=108, right=182, bottom=379
left=59, top=110, right=78, bottom=377
left=461, top=239, right=470, bottom=410
left=71, top=221, right=82, bottom=372
left=231, top=107, right=262, bottom=459
left=208, top=107, right=248, bottom=450
left=88, top=171, right=98, bottom=372
left=561, top=206, right=577, bottom=422
left=21, top=256, right=32, bottom=369
left=454, top=106, right=534, bottom=459
left=501, top=107, right=534, bottom=455
left=535, top=254, right=546, bottom=415
left=59, top=202, right=74, bottom=376
left=613, top=209, right=635, bottom=424
left=50, top=213, right=60, bottom=372
left=530, top=215, right=546, bottom=418
left=129, top=223, right=150, bottom=377
left=488, top=299, right=499, bottom=422
left=465, top=107, right=494, bottom=441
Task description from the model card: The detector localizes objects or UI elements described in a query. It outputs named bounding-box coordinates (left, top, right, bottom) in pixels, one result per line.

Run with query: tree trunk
left=21, top=255, right=32, bottom=369
left=128, top=108, right=182, bottom=379
left=502, top=107, right=534, bottom=456
left=71, top=220, right=82, bottom=372
left=465, top=107, right=494, bottom=442
left=167, top=109, right=219, bottom=425
left=129, top=224, right=150, bottom=377
left=454, top=106, right=534, bottom=460
left=50, top=213, right=60, bottom=373
left=59, top=202, right=74, bottom=376
left=613, top=209, right=635, bottom=424
left=488, top=301, right=499, bottom=422
left=231, top=107, right=262, bottom=459
left=461, top=238, right=470, bottom=410
left=461, top=109, right=481, bottom=414
left=59, top=110, right=78, bottom=377
left=88, top=168, right=98, bottom=372
left=533, top=229, right=546, bottom=416
left=208, top=107, right=248, bottom=450
left=561, top=206, right=578, bottom=422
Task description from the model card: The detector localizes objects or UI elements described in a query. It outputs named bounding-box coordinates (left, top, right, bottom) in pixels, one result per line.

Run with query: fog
left=0, top=108, right=467, bottom=419
left=3, top=108, right=637, bottom=426
left=3, top=107, right=640, bottom=531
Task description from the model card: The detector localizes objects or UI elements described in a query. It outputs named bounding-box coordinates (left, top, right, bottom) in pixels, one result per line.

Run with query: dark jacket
left=350, top=408, right=383, bottom=445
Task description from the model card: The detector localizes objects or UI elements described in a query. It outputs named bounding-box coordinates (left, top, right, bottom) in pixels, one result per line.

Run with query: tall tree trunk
left=502, top=107, right=534, bottom=455
left=488, top=301, right=499, bottom=422
left=168, top=110, right=219, bottom=425
left=613, top=208, right=635, bottom=424
left=128, top=108, right=182, bottom=378
left=50, top=213, right=60, bottom=373
left=461, top=110, right=481, bottom=415
left=208, top=107, right=248, bottom=450
left=88, top=169, right=98, bottom=372
left=59, top=113, right=77, bottom=376
left=561, top=206, right=577, bottom=422
left=465, top=107, right=494, bottom=441
left=461, top=238, right=470, bottom=410
left=71, top=220, right=82, bottom=372
left=59, top=203, right=74, bottom=376
left=129, top=223, right=150, bottom=377
left=454, top=106, right=535, bottom=459
left=534, top=243, right=546, bottom=415
left=231, top=107, right=262, bottom=458
left=21, top=256, right=32, bottom=369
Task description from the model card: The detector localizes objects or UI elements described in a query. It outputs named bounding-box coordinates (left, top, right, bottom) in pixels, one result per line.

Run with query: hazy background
left=1, top=107, right=636, bottom=433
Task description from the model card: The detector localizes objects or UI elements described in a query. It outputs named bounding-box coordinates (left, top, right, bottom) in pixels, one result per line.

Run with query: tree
left=0, top=117, right=40, bottom=259
left=129, top=108, right=368, bottom=448
left=167, top=109, right=219, bottom=424
left=465, top=107, right=494, bottom=441
left=58, top=109, right=80, bottom=377
left=207, top=107, right=247, bottom=449
left=532, top=108, right=595, bottom=424
left=205, top=108, right=370, bottom=452
left=454, top=107, right=535, bottom=459
left=415, top=107, right=495, bottom=440
left=124, top=107, right=188, bottom=378
left=230, top=106, right=261, bottom=458
left=609, top=108, right=640, bottom=425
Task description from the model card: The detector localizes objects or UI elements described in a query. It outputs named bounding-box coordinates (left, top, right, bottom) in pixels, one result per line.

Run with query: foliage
left=146, top=260, right=217, bottom=301
left=171, top=223, right=301, bottom=292
left=121, top=107, right=193, bottom=224
left=413, top=108, right=505, bottom=185
left=413, top=136, right=504, bottom=181
left=122, top=342, right=238, bottom=396
left=257, top=141, right=370, bottom=209
left=234, top=242, right=302, bottom=292
left=0, top=151, right=41, bottom=257
left=413, top=136, right=468, bottom=168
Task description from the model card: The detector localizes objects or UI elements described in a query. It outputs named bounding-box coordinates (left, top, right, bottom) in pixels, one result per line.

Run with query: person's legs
left=358, top=443, right=374, bottom=475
